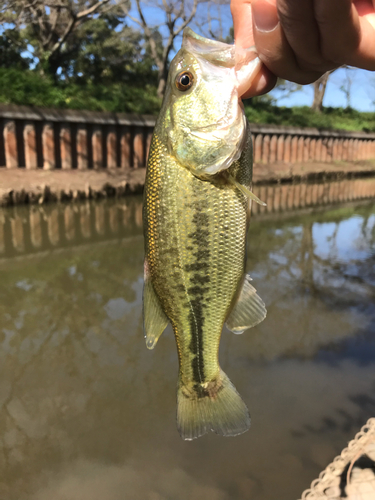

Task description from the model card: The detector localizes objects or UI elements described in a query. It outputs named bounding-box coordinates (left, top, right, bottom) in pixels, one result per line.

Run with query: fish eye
left=175, top=71, right=194, bottom=91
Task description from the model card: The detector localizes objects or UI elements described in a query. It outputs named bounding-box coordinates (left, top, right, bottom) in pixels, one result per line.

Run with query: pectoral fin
left=226, top=274, right=267, bottom=334
left=227, top=174, right=267, bottom=206
left=143, top=266, right=169, bottom=349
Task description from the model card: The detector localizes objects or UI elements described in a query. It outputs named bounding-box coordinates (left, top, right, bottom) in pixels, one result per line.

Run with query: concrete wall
left=1, top=104, right=375, bottom=170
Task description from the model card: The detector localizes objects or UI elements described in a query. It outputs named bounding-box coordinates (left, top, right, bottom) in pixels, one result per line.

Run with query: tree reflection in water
left=0, top=196, right=374, bottom=500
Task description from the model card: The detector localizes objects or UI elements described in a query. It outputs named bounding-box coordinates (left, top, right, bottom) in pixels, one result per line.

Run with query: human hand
left=231, top=0, right=375, bottom=98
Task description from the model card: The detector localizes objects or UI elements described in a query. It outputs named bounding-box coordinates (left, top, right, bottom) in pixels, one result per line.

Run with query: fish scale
left=144, top=131, right=250, bottom=383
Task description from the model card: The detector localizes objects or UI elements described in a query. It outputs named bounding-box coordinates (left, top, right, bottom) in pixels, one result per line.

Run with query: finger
left=315, top=0, right=362, bottom=66
left=251, top=0, right=323, bottom=84
left=231, top=0, right=278, bottom=97
left=315, top=0, right=375, bottom=70
left=241, top=65, right=277, bottom=99
left=231, top=0, right=255, bottom=48
left=355, top=0, right=375, bottom=29
left=351, top=0, right=375, bottom=69
left=276, top=0, right=336, bottom=72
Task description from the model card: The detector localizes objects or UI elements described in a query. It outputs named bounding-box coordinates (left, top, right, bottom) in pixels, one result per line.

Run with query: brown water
left=0, top=193, right=375, bottom=500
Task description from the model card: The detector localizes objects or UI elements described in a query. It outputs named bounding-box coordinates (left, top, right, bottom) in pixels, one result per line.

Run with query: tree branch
left=76, top=0, right=111, bottom=19
left=173, top=0, right=198, bottom=37
left=134, top=0, right=162, bottom=68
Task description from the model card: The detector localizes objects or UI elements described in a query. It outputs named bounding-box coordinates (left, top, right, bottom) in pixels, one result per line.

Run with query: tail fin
left=177, top=370, right=250, bottom=440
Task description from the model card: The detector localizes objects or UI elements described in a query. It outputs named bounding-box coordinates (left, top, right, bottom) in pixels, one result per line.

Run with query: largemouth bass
left=143, top=28, right=267, bottom=440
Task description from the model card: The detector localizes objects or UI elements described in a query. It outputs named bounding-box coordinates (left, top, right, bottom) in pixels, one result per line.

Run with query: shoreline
left=0, top=160, right=375, bottom=207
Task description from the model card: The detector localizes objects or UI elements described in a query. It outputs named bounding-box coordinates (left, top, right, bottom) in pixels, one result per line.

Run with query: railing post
left=4, top=120, right=18, bottom=168
left=303, top=137, right=310, bottom=162
left=60, top=124, right=72, bottom=170
left=270, top=135, right=277, bottom=163
left=121, top=126, right=131, bottom=169
left=309, top=138, right=316, bottom=161
left=107, top=127, right=117, bottom=169
left=315, top=137, right=322, bottom=161
left=289, top=136, right=297, bottom=163
left=297, top=136, right=304, bottom=162
left=77, top=125, right=88, bottom=170
left=254, top=134, right=262, bottom=163
left=262, top=134, right=270, bottom=163
left=92, top=127, right=103, bottom=170
left=321, top=138, right=328, bottom=162
left=332, top=138, right=338, bottom=161
left=24, top=122, right=38, bottom=169
left=342, top=139, right=349, bottom=161
left=337, top=139, right=343, bottom=161
left=327, top=137, right=333, bottom=162
left=42, top=122, right=55, bottom=170
left=277, top=135, right=284, bottom=162
left=283, top=135, right=291, bottom=163
left=133, top=126, right=144, bottom=168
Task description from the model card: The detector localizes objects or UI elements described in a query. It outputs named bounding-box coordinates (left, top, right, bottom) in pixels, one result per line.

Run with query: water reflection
left=0, top=197, right=143, bottom=259
left=1, top=177, right=375, bottom=259
left=0, top=192, right=374, bottom=500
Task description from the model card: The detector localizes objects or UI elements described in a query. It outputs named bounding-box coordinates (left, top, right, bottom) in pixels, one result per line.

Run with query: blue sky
left=271, top=67, right=375, bottom=111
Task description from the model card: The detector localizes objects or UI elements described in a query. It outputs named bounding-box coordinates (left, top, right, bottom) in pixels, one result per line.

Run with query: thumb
left=231, top=0, right=277, bottom=97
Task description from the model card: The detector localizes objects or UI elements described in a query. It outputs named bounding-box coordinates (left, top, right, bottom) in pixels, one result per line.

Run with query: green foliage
left=0, top=68, right=66, bottom=107
left=244, top=99, right=375, bottom=132
left=0, top=68, right=161, bottom=114
left=60, top=16, right=156, bottom=87
left=0, top=31, right=30, bottom=69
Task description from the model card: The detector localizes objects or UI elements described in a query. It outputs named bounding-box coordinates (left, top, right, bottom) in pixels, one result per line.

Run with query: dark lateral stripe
left=188, top=302, right=205, bottom=384
left=186, top=193, right=211, bottom=384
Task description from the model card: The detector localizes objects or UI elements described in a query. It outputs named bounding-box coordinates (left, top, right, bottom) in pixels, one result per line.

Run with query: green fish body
left=143, top=29, right=266, bottom=440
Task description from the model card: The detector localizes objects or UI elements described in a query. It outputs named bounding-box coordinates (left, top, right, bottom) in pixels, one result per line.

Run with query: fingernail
left=252, top=0, right=279, bottom=33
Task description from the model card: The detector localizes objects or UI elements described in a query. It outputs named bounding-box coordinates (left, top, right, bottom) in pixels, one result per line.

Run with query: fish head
left=162, top=28, right=261, bottom=176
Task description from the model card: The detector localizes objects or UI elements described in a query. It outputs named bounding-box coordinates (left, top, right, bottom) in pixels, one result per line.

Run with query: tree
left=311, top=72, right=331, bottom=112
left=0, top=0, right=130, bottom=78
left=60, top=14, right=153, bottom=85
left=128, top=0, right=200, bottom=98
left=0, top=29, right=30, bottom=69
left=339, top=67, right=354, bottom=109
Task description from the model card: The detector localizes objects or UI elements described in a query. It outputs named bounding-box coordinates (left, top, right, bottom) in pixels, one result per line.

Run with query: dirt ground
left=0, top=160, right=374, bottom=206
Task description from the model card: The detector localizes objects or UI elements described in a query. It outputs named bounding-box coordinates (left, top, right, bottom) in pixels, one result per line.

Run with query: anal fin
left=226, top=274, right=267, bottom=334
left=143, top=262, right=168, bottom=349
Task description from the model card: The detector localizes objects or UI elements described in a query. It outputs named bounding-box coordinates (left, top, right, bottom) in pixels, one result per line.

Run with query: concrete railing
left=1, top=104, right=375, bottom=170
